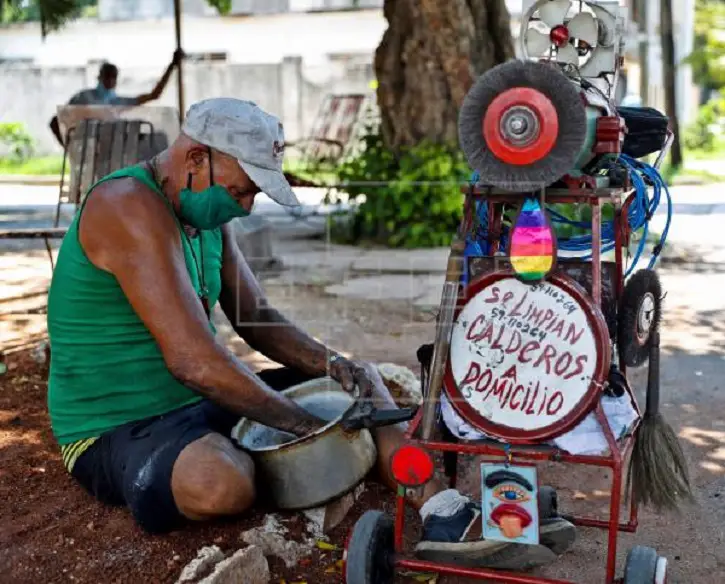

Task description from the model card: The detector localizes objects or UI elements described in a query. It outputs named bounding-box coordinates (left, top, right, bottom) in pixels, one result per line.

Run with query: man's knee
left=171, top=433, right=257, bottom=520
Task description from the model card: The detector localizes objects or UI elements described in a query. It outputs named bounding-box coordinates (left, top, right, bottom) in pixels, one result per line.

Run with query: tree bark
left=374, top=0, right=515, bottom=151
left=660, top=0, right=683, bottom=167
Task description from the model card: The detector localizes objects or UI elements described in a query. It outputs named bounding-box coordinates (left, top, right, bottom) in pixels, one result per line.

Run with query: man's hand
left=172, top=49, right=185, bottom=67
left=328, top=355, right=376, bottom=398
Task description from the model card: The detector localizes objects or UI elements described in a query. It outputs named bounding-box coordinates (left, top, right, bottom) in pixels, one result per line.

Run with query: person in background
left=49, top=50, right=184, bottom=147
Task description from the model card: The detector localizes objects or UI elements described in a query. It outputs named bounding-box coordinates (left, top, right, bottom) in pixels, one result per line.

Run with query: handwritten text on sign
left=449, top=277, right=597, bottom=431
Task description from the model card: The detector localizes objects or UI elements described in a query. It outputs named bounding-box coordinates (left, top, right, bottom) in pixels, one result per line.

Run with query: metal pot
left=231, top=377, right=416, bottom=510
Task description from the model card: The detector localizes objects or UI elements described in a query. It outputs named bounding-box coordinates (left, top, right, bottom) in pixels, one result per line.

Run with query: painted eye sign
left=489, top=470, right=533, bottom=504
left=482, top=464, right=539, bottom=545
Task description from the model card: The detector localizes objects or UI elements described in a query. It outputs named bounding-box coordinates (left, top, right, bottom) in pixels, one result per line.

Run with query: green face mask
left=179, top=183, right=249, bottom=230
left=178, top=151, right=250, bottom=230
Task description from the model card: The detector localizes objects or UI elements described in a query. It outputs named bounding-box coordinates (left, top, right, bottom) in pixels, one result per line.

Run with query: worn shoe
left=414, top=498, right=575, bottom=571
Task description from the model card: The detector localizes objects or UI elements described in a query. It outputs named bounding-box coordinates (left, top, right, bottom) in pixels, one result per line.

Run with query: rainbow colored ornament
left=509, top=197, right=556, bottom=282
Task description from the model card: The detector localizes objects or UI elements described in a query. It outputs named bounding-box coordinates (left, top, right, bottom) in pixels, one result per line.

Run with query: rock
left=303, top=482, right=366, bottom=536
left=240, top=514, right=312, bottom=569
left=31, top=341, right=49, bottom=365
left=175, top=546, right=226, bottom=584
left=377, top=363, right=423, bottom=407
left=197, top=546, right=269, bottom=584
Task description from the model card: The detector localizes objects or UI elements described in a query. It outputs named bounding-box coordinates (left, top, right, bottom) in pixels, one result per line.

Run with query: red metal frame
left=387, top=187, right=642, bottom=584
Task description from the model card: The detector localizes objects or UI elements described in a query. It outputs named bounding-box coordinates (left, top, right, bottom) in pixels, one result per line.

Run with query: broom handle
left=644, top=331, right=661, bottom=417
left=420, top=238, right=465, bottom=440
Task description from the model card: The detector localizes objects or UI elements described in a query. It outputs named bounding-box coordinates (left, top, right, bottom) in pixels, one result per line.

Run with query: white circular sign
left=448, top=276, right=600, bottom=434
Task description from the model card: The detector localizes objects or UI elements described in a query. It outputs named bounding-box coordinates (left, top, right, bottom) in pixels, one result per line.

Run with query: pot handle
left=341, top=400, right=418, bottom=431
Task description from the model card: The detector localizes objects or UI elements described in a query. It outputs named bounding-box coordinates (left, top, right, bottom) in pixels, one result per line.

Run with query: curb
left=0, top=175, right=63, bottom=186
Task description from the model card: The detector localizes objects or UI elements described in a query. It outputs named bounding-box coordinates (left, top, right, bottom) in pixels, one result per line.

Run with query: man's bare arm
left=134, top=52, right=182, bottom=106
left=217, top=225, right=334, bottom=377
left=79, top=180, right=324, bottom=435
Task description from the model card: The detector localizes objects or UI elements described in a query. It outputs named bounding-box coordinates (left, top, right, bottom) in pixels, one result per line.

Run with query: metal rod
left=653, top=131, right=674, bottom=170
left=404, top=406, right=423, bottom=439
left=418, top=438, right=619, bottom=468
left=594, top=401, right=623, bottom=584
left=568, top=516, right=637, bottom=533
left=44, top=237, right=55, bottom=271
left=591, top=197, right=602, bottom=308
left=614, top=195, right=627, bottom=376
left=419, top=237, right=465, bottom=440
left=55, top=125, right=73, bottom=228
left=174, top=0, right=185, bottom=123
left=491, top=203, right=504, bottom=255
left=394, top=490, right=406, bottom=552
left=396, top=558, right=575, bottom=584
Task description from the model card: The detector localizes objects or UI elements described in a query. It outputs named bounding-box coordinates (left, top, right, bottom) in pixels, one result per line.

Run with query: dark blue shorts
left=70, top=367, right=318, bottom=534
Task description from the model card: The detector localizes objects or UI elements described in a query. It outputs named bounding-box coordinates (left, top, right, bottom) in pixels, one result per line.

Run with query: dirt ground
left=2, top=266, right=725, bottom=583
left=0, top=279, right=435, bottom=584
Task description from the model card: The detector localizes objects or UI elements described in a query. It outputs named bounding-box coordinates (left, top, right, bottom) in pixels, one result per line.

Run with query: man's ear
left=185, top=146, right=209, bottom=175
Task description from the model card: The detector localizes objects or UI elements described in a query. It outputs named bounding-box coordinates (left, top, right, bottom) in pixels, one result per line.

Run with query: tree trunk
left=660, top=0, right=683, bottom=167
left=636, top=0, right=649, bottom=105
left=374, top=0, right=515, bottom=151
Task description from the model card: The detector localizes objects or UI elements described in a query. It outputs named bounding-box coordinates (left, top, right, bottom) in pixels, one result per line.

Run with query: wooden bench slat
left=124, top=121, right=141, bottom=167
left=95, top=122, right=116, bottom=181
left=109, top=120, right=127, bottom=172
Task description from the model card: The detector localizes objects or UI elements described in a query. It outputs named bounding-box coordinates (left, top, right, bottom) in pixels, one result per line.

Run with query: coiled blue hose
left=464, top=159, right=673, bottom=278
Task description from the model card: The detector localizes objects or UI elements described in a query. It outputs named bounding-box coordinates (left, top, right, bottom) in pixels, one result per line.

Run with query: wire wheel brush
left=458, top=60, right=587, bottom=192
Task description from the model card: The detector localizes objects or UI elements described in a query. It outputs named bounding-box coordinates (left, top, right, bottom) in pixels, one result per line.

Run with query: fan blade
left=557, top=44, right=579, bottom=65
left=539, top=0, right=572, bottom=28
left=525, top=29, right=554, bottom=57
left=567, top=12, right=598, bottom=46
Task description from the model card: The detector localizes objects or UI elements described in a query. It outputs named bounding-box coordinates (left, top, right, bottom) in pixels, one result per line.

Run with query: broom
left=626, top=330, right=694, bottom=510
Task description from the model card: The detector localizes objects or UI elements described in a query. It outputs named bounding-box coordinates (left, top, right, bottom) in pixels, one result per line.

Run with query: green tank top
left=47, top=165, right=223, bottom=445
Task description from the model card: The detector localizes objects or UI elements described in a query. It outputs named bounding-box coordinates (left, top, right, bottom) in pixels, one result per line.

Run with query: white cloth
left=419, top=488, right=469, bottom=523
left=440, top=392, right=639, bottom=455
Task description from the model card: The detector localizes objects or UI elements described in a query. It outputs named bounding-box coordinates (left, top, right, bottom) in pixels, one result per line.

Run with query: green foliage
left=685, top=0, right=725, bottom=91
left=0, top=122, right=34, bottom=162
left=1, top=0, right=229, bottom=33
left=684, top=90, right=725, bottom=151
left=547, top=202, right=615, bottom=241
left=329, top=132, right=469, bottom=248
left=205, top=0, right=232, bottom=14
left=0, top=0, right=95, bottom=35
left=0, top=155, right=65, bottom=175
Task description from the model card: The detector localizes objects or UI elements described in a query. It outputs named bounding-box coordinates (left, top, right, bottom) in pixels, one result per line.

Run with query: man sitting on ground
left=46, top=97, right=575, bottom=571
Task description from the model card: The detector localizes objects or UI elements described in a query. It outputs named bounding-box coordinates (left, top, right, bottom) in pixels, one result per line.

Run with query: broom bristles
left=627, top=413, right=695, bottom=510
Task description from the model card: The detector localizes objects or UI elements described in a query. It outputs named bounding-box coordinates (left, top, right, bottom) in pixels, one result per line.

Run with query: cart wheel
left=537, top=486, right=558, bottom=519
left=617, top=269, right=662, bottom=368
left=624, top=546, right=668, bottom=584
left=344, top=510, right=395, bottom=584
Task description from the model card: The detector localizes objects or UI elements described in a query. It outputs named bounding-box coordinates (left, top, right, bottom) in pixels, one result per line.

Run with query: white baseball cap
left=181, top=97, right=300, bottom=207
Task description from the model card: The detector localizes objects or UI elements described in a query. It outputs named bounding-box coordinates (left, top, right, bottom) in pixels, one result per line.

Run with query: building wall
left=0, top=54, right=374, bottom=156
left=0, top=1, right=698, bottom=156
left=0, top=11, right=388, bottom=67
